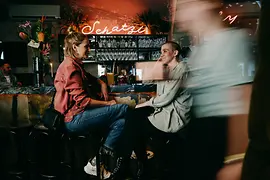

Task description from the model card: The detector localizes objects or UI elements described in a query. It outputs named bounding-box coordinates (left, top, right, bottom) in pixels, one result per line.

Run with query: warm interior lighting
left=0, top=51, right=3, bottom=60
left=50, top=62, right=53, bottom=77
left=145, top=27, right=151, bottom=34
left=81, top=21, right=146, bottom=35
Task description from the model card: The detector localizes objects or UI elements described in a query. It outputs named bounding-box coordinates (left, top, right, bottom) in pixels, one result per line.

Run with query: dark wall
left=0, top=2, right=9, bottom=22
left=2, top=41, right=28, bottom=68
left=14, top=73, right=35, bottom=86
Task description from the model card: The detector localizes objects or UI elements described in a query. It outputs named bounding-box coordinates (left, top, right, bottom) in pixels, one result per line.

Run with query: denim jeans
left=65, top=104, right=129, bottom=150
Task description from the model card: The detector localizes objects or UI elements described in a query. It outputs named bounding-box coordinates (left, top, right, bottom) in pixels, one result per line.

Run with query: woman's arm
left=64, top=68, right=114, bottom=107
left=149, top=73, right=187, bottom=108
left=97, top=78, right=109, bottom=101
left=136, top=63, right=189, bottom=108
left=86, top=72, right=109, bottom=101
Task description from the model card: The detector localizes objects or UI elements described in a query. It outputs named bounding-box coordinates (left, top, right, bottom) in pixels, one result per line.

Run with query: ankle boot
left=99, top=146, right=115, bottom=172
left=106, top=156, right=125, bottom=180
left=99, top=146, right=115, bottom=179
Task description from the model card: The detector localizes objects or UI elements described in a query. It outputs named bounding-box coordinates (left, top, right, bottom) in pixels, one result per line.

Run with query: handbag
left=41, top=92, right=73, bottom=131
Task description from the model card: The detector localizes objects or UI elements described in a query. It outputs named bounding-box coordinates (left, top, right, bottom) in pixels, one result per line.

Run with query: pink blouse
left=54, top=56, right=91, bottom=122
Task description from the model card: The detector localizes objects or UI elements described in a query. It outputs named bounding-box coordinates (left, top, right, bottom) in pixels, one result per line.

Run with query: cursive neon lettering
left=223, top=15, right=238, bottom=24
left=127, top=26, right=137, bottom=34
left=137, top=26, right=146, bottom=34
left=219, top=11, right=238, bottom=24
left=82, top=21, right=100, bottom=34
left=101, top=27, right=113, bottom=34
left=104, top=27, right=113, bottom=34
left=121, top=23, right=130, bottom=31
left=112, top=26, right=120, bottom=32
left=95, top=28, right=103, bottom=34
left=81, top=21, right=146, bottom=35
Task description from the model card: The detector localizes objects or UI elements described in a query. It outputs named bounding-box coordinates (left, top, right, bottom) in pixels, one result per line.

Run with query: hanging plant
left=60, top=2, right=88, bottom=34
left=133, top=9, right=171, bottom=34
left=18, top=21, right=32, bottom=41
left=17, top=16, right=55, bottom=57
left=133, top=10, right=161, bottom=34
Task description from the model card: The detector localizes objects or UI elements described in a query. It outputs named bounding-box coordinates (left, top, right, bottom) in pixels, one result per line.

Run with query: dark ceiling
left=0, top=0, right=255, bottom=22
left=1, top=0, right=254, bottom=5
left=1, top=0, right=64, bottom=5
left=1, top=0, right=255, bottom=6
left=23, top=0, right=258, bottom=3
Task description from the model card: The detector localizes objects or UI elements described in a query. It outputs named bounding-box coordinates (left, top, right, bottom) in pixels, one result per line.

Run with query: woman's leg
left=117, top=106, right=154, bottom=159
left=116, top=107, right=155, bottom=179
left=65, top=104, right=129, bottom=179
left=65, top=104, right=129, bottom=150
left=125, top=107, right=173, bottom=161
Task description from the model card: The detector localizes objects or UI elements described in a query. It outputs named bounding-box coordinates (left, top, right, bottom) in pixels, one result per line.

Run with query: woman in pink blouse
left=54, top=32, right=129, bottom=179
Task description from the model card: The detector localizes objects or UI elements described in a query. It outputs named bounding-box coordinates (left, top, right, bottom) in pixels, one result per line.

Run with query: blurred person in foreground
left=176, top=0, right=253, bottom=180
left=0, top=62, right=22, bottom=87
left=54, top=32, right=129, bottom=179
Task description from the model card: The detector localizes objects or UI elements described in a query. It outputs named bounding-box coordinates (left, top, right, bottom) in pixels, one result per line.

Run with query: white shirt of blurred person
left=0, top=63, right=22, bottom=87
left=175, top=0, right=253, bottom=180
left=176, top=0, right=253, bottom=119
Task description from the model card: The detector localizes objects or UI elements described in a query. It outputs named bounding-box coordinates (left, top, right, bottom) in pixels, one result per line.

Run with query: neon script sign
left=220, top=11, right=238, bottom=24
left=82, top=21, right=146, bottom=35
left=223, top=15, right=238, bottom=24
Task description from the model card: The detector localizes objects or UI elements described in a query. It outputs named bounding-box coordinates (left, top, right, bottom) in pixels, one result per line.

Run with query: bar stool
left=28, top=121, right=103, bottom=180
left=63, top=131, right=103, bottom=180
left=2, top=124, right=33, bottom=180
left=28, top=122, right=61, bottom=180
left=0, top=127, right=10, bottom=180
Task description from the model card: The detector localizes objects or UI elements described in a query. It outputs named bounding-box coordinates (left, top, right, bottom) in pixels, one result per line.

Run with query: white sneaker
left=84, top=157, right=111, bottom=179
left=84, top=161, right=97, bottom=176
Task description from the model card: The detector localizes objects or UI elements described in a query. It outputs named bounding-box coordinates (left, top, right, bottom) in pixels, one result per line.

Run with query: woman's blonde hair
left=64, top=31, right=87, bottom=59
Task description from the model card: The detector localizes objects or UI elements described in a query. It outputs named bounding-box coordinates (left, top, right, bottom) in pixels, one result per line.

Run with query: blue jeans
left=65, top=104, right=129, bottom=150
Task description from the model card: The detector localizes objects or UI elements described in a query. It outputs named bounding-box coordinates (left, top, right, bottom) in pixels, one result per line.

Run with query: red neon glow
left=220, top=11, right=238, bottom=24
left=223, top=15, right=238, bottom=24
left=81, top=21, right=146, bottom=35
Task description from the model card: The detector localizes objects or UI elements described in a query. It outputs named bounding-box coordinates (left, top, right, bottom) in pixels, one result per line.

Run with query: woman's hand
left=106, top=100, right=117, bottom=106
left=135, top=101, right=151, bottom=108
left=101, top=83, right=109, bottom=101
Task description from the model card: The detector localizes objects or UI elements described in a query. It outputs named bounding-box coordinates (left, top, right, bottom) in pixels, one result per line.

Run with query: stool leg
left=60, top=135, right=72, bottom=180
left=28, top=131, right=39, bottom=180
left=96, top=151, right=101, bottom=180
